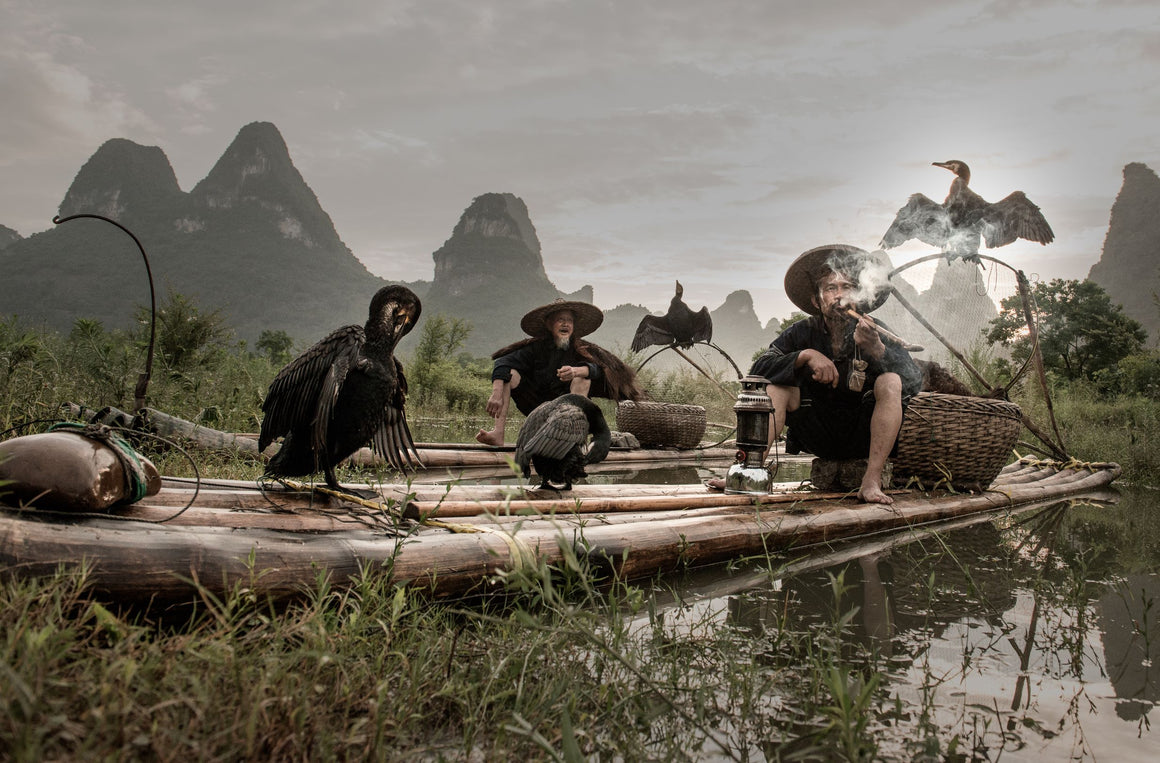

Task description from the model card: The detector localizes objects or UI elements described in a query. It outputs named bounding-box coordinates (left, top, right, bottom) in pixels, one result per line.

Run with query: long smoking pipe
left=842, top=305, right=924, bottom=352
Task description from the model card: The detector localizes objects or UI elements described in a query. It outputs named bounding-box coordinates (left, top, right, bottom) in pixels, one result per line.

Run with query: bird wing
left=979, top=191, right=1055, bottom=248
left=513, top=400, right=554, bottom=474
left=880, top=194, right=950, bottom=249
left=516, top=400, right=589, bottom=463
left=258, top=325, right=363, bottom=452
left=369, top=357, right=421, bottom=471
left=631, top=314, right=675, bottom=352
left=691, top=307, right=713, bottom=344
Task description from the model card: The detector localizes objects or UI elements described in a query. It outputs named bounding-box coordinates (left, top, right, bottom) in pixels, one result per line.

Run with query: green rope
left=47, top=421, right=150, bottom=504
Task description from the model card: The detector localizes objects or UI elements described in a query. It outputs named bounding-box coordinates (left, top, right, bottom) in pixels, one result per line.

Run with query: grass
left=1, top=549, right=901, bottom=761
left=1012, top=380, right=1160, bottom=487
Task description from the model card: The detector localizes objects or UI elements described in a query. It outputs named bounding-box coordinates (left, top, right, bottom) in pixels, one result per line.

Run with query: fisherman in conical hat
left=476, top=299, right=643, bottom=447
left=749, top=245, right=922, bottom=504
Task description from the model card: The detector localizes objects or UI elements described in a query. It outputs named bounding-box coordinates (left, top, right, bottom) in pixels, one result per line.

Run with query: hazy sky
left=2, top=0, right=1157, bottom=324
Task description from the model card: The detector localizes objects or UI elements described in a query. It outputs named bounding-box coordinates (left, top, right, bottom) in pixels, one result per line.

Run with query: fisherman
left=475, top=300, right=643, bottom=447
left=748, top=245, right=922, bottom=504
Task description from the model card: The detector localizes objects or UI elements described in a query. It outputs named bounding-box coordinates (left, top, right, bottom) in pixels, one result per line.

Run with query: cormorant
left=514, top=393, right=611, bottom=490
left=630, top=280, right=713, bottom=352
left=880, top=160, right=1054, bottom=263
left=259, top=285, right=422, bottom=491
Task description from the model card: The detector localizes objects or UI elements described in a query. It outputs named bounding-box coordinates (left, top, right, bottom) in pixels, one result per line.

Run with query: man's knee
left=508, top=370, right=522, bottom=390
left=875, top=373, right=902, bottom=400
left=765, top=383, right=800, bottom=412
left=570, top=377, right=592, bottom=396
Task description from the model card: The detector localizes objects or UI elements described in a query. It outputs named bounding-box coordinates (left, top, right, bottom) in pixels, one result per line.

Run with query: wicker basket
left=616, top=400, right=707, bottom=449
left=892, top=392, right=1023, bottom=489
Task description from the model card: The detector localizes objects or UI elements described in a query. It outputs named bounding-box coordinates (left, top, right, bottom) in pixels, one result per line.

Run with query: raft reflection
left=642, top=488, right=1158, bottom=759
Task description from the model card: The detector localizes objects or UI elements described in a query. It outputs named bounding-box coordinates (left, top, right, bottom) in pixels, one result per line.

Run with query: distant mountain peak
left=190, top=121, right=343, bottom=251
left=431, top=192, right=554, bottom=295
left=718, top=290, right=756, bottom=314
left=192, top=121, right=300, bottom=207
left=2, top=121, right=386, bottom=345
left=58, top=137, right=182, bottom=220
left=448, top=192, right=542, bottom=256
left=1088, top=161, right=1160, bottom=341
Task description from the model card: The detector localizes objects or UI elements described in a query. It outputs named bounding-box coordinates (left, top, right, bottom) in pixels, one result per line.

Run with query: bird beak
left=932, top=161, right=951, bottom=169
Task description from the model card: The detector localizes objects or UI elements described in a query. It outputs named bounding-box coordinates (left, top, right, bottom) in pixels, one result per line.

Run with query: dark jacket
left=491, top=336, right=643, bottom=415
left=750, top=315, right=922, bottom=407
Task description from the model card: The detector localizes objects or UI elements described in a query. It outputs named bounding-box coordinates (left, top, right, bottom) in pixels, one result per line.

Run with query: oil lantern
left=725, top=375, right=774, bottom=494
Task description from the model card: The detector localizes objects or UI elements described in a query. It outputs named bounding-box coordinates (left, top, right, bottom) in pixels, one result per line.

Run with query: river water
left=633, top=479, right=1159, bottom=760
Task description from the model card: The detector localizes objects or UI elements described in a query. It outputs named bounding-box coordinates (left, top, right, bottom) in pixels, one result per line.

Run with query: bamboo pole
left=1016, top=271, right=1068, bottom=460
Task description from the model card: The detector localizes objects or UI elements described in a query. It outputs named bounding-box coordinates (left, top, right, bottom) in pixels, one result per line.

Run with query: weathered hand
left=485, top=390, right=504, bottom=417
left=803, top=350, right=839, bottom=388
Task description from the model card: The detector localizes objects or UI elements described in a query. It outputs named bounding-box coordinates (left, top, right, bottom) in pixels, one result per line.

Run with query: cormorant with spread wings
left=514, top=393, right=611, bottom=490
left=259, top=285, right=422, bottom=491
left=631, top=280, right=713, bottom=352
left=880, top=160, right=1054, bottom=263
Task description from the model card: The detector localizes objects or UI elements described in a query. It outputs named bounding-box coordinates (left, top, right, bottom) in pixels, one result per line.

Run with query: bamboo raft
left=0, top=458, right=1120, bottom=604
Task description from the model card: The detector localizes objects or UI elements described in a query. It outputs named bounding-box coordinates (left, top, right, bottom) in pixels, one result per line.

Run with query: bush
left=1093, top=350, right=1160, bottom=399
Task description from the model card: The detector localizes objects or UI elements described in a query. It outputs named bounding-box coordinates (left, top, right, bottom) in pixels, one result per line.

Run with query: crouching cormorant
left=514, top=393, right=611, bottom=490
left=259, top=285, right=422, bottom=492
left=631, top=280, right=713, bottom=352
left=880, top=160, right=1054, bottom=263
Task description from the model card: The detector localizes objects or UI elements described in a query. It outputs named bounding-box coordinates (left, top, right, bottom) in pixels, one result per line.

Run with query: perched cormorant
left=514, top=393, right=611, bottom=490
left=880, top=160, right=1054, bottom=263
left=630, top=280, right=713, bottom=352
left=259, top=285, right=422, bottom=491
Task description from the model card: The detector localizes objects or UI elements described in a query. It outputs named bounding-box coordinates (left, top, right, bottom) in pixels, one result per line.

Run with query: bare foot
left=705, top=478, right=725, bottom=492
left=858, top=477, right=894, bottom=505
left=475, top=428, right=505, bottom=447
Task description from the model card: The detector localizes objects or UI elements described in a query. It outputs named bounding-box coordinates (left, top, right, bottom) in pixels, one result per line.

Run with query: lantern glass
left=736, top=409, right=769, bottom=448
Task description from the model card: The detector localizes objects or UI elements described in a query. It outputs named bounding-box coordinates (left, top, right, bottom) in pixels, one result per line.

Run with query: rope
left=274, top=478, right=536, bottom=570
left=47, top=421, right=151, bottom=503
left=423, top=518, right=538, bottom=571
left=1013, top=452, right=1106, bottom=472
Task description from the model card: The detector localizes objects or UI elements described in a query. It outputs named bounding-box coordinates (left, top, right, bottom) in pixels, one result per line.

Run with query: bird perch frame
left=634, top=340, right=744, bottom=401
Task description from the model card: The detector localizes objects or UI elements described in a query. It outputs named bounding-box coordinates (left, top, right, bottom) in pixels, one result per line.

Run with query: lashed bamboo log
left=0, top=462, right=1120, bottom=604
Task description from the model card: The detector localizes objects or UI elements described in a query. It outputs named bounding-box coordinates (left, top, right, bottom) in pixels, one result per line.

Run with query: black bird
left=630, top=280, right=713, bottom=352
left=514, top=394, right=611, bottom=490
left=259, top=285, right=422, bottom=492
left=880, top=160, right=1054, bottom=263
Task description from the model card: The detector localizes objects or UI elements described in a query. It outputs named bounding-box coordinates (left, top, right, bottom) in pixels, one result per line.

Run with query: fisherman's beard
left=553, top=334, right=571, bottom=351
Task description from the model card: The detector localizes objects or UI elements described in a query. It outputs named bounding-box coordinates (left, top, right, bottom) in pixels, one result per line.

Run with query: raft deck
left=0, top=458, right=1121, bottom=604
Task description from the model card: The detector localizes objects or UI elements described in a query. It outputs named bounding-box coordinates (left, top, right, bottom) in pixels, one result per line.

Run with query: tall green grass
left=2, top=549, right=908, bottom=761
left=1012, top=380, right=1160, bottom=487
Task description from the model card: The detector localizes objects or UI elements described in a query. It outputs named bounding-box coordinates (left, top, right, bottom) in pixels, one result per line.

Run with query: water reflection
left=646, top=487, right=1159, bottom=759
